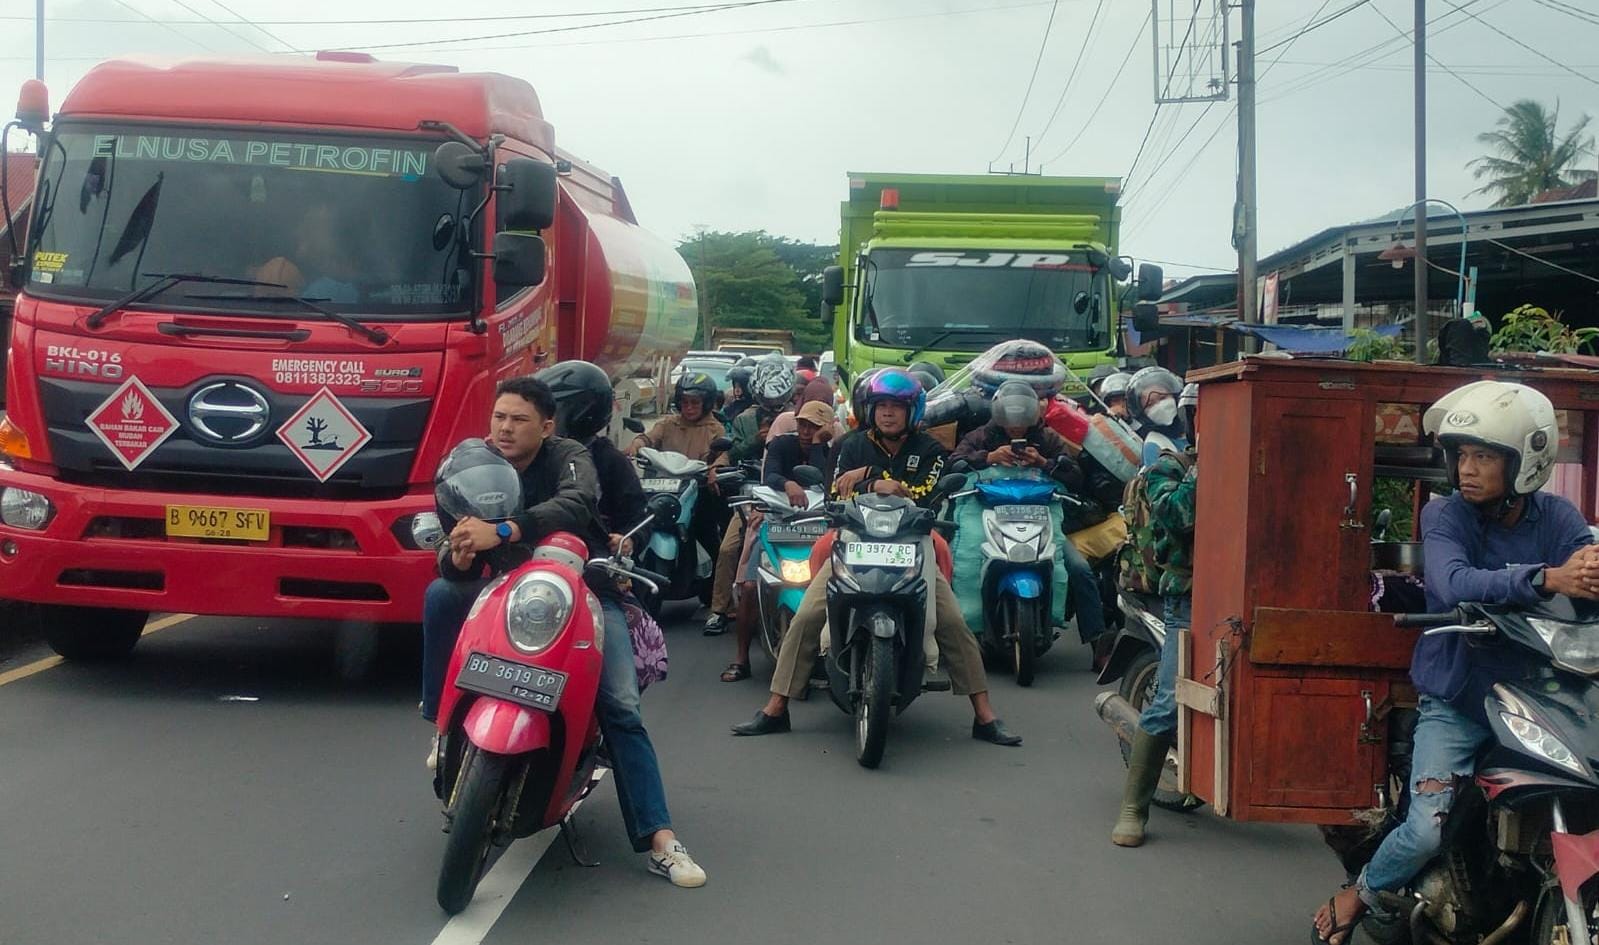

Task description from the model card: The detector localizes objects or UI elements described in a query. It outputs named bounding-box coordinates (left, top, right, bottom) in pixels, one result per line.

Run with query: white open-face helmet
left=1424, top=380, right=1558, bottom=496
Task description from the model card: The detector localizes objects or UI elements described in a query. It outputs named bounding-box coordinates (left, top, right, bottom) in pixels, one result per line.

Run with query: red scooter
left=431, top=518, right=664, bottom=914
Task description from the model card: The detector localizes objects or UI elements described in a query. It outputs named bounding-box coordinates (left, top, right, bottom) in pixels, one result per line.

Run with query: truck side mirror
left=433, top=141, right=486, bottom=190
left=1132, top=302, right=1160, bottom=335
left=492, top=232, right=547, bottom=289
left=1137, top=263, right=1165, bottom=303
left=497, top=158, right=558, bottom=232
left=821, top=265, right=844, bottom=307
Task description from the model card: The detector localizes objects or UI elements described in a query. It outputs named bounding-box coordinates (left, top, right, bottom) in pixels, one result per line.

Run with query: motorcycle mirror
left=947, top=458, right=973, bottom=475
left=792, top=464, right=825, bottom=488
left=708, top=435, right=734, bottom=456
left=936, top=472, right=969, bottom=495
left=623, top=417, right=646, bottom=434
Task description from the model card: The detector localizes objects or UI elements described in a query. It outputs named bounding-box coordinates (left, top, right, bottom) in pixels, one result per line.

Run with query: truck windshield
left=26, top=124, right=474, bottom=318
left=860, top=248, right=1110, bottom=352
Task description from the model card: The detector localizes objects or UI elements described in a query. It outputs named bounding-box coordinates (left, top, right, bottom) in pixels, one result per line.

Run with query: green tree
left=677, top=230, right=833, bottom=352
left=1467, top=99, right=1596, bottom=207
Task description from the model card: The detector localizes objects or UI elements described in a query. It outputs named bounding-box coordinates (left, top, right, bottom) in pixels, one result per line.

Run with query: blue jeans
left=1356, top=695, right=1492, bottom=910
left=420, top=578, right=673, bottom=853
left=1064, top=541, right=1106, bottom=644
left=1137, top=595, right=1190, bottom=737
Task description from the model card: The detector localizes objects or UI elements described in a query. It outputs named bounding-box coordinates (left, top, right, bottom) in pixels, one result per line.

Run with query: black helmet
left=851, top=367, right=883, bottom=426
left=908, top=370, right=940, bottom=397
left=538, top=360, right=614, bottom=442
left=990, top=380, right=1041, bottom=430
left=907, top=360, right=946, bottom=385
left=727, top=364, right=754, bottom=393
left=672, top=371, right=719, bottom=413
left=435, top=438, right=523, bottom=529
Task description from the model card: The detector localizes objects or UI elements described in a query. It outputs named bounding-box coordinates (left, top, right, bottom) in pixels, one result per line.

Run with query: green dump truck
left=820, top=172, right=1162, bottom=391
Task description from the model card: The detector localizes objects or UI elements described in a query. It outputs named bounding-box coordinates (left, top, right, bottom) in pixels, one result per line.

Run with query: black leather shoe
left=731, top=710, right=791, bottom=736
left=972, top=718, right=1022, bottom=746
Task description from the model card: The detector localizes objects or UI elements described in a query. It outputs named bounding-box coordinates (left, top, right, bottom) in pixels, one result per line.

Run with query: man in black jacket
left=421, top=376, right=707, bottom=888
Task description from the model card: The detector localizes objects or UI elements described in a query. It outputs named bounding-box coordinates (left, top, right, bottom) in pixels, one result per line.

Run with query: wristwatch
left=495, top=521, right=514, bottom=542
left=1532, top=566, right=1549, bottom=595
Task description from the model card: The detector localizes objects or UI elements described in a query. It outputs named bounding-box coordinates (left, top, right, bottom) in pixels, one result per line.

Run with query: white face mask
left=1145, top=399, right=1178, bottom=427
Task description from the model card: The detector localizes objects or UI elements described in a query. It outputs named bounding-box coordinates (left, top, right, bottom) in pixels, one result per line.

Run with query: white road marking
left=426, top=768, right=609, bottom=945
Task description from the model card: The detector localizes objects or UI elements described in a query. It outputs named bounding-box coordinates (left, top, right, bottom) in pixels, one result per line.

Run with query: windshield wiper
left=185, top=293, right=390, bottom=345
left=86, top=272, right=287, bottom=329
left=901, top=328, right=1004, bottom=364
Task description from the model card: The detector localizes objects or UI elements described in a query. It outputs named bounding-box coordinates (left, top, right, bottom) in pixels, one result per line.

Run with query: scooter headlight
left=1528, top=617, right=1599, bottom=676
left=780, top=558, right=813, bottom=584
left=862, top=506, right=906, bottom=538
left=505, top=571, right=575, bottom=654
left=1500, top=711, right=1586, bottom=775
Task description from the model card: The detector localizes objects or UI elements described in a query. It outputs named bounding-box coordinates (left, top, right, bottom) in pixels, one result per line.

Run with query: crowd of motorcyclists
left=415, top=338, right=1599, bottom=940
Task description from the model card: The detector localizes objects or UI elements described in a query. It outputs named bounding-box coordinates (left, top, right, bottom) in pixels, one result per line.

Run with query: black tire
left=1012, top=598, right=1039, bottom=687
left=1117, top=647, right=1206, bottom=814
left=759, top=603, right=790, bottom=663
left=1529, top=880, right=1597, bottom=945
left=855, top=636, right=895, bottom=769
left=40, top=606, right=147, bottom=661
left=437, top=749, right=510, bottom=915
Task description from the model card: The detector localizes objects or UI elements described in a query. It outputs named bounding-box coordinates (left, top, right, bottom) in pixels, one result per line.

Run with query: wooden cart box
left=1179, top=358, right=1599, bottom=825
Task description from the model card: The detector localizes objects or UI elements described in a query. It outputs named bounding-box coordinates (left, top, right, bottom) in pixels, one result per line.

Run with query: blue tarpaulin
left=1230, top=322, right=1403, bottom=353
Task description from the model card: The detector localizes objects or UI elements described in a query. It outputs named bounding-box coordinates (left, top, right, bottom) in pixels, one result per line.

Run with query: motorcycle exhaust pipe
left=1094, top=691, right=1141, bottom=745
left=1477, top=900, right=1528, bottom=945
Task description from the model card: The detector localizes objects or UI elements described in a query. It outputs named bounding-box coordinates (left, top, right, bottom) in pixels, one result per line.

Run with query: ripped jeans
left=1356, top=695, right=1493, bottom=910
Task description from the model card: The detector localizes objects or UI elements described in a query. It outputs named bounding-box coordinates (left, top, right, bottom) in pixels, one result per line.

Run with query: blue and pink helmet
left=861, top=367, right=926, bottom=429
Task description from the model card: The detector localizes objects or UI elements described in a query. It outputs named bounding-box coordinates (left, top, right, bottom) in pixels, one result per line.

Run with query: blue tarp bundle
left=1231, top=322, right=1405, bottom=353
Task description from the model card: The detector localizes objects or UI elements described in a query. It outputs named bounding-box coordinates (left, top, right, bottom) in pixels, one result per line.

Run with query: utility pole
left=1236, top=0, right=1258, bottom=346
left=1412, top=0, right=1429, bottom=362
left=36, top=0, right=44, bottom=80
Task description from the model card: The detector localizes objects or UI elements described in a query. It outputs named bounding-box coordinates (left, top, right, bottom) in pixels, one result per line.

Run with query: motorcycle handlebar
left=1394, top=609, right=1467, bottom=627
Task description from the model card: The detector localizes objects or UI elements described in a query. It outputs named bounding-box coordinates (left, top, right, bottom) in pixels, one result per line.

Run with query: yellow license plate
left=165, top=505, right=271, bottom=541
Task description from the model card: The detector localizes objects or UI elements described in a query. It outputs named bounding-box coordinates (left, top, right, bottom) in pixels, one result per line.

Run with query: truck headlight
left=780, top=558, right=812, bottom=584
left=1501, top=712, right=1586, bottom=775
left=1, top=487, right=53, bottom=530
left=505, top=572, right=574, bottom=654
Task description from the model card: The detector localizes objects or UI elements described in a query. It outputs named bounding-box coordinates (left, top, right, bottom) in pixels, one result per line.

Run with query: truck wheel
left=1117, top=648, right=1205, bottom=814
left=437, top=749, right=510, bottom=915
left=41, top=606, right=148, bottom=661
left=855, top=636, right=895, bottom=769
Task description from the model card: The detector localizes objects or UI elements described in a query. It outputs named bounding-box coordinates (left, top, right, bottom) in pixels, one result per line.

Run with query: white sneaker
left=425, top=733, right=441, bottom=771
left=647, top=840, right=707, bottom=888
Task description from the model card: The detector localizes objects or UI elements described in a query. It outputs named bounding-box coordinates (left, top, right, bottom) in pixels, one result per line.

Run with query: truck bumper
left=0, top=466, right=436, bottom=622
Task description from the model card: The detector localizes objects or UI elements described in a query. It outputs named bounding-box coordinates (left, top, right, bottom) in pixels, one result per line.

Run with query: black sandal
left=720, top=662, right=751, bottom=682
left=1312, top=895, right=1358, bottom=945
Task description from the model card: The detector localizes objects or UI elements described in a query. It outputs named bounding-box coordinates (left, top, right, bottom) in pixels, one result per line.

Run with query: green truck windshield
left=860, top=248, right=1110, bottom=352
left=26, top=125, right=475, bottom=317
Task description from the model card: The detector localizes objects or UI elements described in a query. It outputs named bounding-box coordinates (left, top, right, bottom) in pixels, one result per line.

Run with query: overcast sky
left=2, top=0, right=1595, bottom=277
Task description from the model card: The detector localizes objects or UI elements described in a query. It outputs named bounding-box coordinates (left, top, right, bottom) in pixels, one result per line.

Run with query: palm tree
left=1467, top=99, right=1595, bottom=207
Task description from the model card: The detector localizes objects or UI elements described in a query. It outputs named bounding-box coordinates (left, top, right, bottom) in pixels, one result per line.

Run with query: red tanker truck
left=0, top=53, right=696, bottom=659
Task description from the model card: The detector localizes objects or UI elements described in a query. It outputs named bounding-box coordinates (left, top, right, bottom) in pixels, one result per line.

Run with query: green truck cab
left=820, top=172, right=1162, bottom=392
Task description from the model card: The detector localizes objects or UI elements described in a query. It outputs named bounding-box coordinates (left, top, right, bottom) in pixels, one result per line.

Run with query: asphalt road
left=0, top=602, right=1342, bottom=945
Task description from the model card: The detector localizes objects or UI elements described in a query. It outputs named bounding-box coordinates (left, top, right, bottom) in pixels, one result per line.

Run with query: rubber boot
left=1111, top=728, right=1175, bottom=848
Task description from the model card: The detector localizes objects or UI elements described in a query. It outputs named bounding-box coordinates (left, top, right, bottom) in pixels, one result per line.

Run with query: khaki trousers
left=709, top=515, right=745, bottom=616
left=769, top=561, right=988, bottom=699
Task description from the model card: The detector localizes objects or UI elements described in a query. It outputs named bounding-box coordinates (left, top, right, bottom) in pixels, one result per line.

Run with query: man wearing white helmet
left=1313, top=380, right=1599, bottom=945
left=1099, top=372, right=1133, bottom=421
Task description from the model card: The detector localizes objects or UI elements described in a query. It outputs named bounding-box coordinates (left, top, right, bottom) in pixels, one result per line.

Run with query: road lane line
left=0, top=613, right=196, bottom=687
left=427, top=768, right=609, bottom=945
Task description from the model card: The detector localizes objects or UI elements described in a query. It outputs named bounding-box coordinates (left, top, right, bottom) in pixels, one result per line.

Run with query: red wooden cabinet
left=1179, top=358, right=1599, bottom=824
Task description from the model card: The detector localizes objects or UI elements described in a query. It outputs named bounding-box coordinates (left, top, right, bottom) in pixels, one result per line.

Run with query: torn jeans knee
left=1355, top=775, right=1460, bottom=911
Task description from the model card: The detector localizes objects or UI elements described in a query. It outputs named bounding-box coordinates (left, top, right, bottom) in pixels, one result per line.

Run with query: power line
left=989, top=0, right=1062, bottom=166
left=161, top=0, right=275, bottom=53
left=338, top=0, right=808, bottom=52
left=0, top=2, right=738, bottom=26
left=106, top=0, right=217, bottom=51
left=1530, top=0, right=1599, bottom=28
left=1258, top=0, right=1336, bottom=80
left=1256, top=0, right=1373, bottom=54
left=1126, top=100, right=1216, bottom=199
left=1439, top=0, right=1599, bottom=87
left=1028, top=0, right=1107, bottom=149
left=1156, top=0, right=1205, bottom=100
left=204, top=0, right=301, bottom=52
left=1039, top=8, right=1151, bottom=168
left=1141, top=257, right=1234, bottom=273
left=1121, top=103, right=1164, bottom=192
left=1369, top=2, right=1504, bottom=109
left=1485, top=237, right=1599, bottom=285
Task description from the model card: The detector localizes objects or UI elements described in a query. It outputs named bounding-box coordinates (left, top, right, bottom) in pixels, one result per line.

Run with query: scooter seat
left=639, top=448, right=708, bottom=477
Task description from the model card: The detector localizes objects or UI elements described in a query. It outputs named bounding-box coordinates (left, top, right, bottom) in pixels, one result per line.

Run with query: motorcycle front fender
left=777, top=586, right=805, bottom=614
left=463, top=697, right=552, bottom=755
left=647, top=530, right=680, bottom=562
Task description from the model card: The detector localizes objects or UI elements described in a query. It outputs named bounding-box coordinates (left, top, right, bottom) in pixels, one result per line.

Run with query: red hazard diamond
left=277, top=387, right=372, bottom=482
left=85, top=377, right=179, bottom=471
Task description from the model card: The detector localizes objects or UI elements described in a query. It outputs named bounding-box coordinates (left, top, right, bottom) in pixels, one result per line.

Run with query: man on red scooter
left=421, top=375, right=707, bottom=888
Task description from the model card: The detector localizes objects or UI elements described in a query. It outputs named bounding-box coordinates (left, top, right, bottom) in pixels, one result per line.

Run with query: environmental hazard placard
left=276, top=387, right=372, bottom=482
left=85, top=377, right=179, bottom=470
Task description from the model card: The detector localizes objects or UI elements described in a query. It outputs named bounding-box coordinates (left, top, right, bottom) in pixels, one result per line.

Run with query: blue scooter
left=633, top=439, right=741, bottom=616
